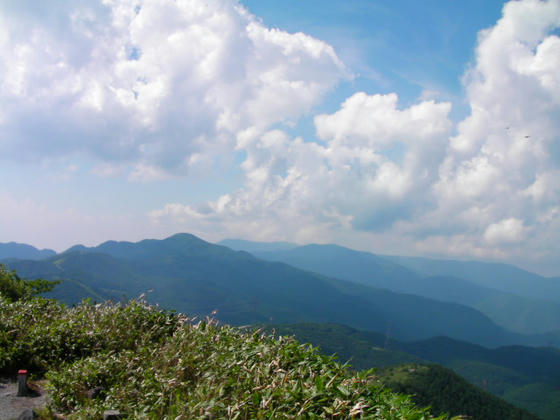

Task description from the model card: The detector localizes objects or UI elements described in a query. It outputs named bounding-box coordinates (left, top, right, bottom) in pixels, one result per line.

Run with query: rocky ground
left=0, top=377, right=47, bottom=420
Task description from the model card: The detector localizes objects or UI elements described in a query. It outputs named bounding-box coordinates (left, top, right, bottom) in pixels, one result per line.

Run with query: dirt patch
left=0, top=377, right=48, bottom=420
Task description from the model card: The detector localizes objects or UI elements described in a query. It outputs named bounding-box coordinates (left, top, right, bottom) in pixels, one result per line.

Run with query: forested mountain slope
left=240, top=242, right=560, bottom=335
left=6, top=233, right=554, bottom=348
left=269, top=322, right=560, bottom=419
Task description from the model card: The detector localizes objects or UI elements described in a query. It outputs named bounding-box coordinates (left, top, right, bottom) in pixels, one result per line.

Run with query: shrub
left=0, top=266, right=452, bottom=419
left=46, top=318, right=446, bottom=419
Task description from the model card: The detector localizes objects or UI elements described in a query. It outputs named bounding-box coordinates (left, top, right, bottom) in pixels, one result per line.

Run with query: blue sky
left=0, top=0, right=559, bottom=276
left=241, top=0, right=503, bottom=110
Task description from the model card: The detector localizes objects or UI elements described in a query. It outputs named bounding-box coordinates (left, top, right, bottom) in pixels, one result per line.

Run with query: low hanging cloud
left=0, top=0, right=347, bottom=176
left=152, top=0, right=560, bottom=273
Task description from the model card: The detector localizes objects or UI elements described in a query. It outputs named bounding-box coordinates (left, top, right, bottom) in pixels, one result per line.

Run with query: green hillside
left=264, top=323, right=425, bottom=370
left=377, top=364, right=538, bottom=420
left=0, top=269, right=450, bottom=419
left=267, top=322, right=559, bottom=420
left=6, top=233, right=548, bottom=348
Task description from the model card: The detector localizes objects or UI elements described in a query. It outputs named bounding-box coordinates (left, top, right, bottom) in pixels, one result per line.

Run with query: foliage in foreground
left=0, top=291, right=453, bottom=419
left=0, top=263, right=59, bottom=303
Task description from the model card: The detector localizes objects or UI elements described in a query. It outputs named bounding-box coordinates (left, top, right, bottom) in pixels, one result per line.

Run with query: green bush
left=0, top=287, right=453, bottom=419
left=46, top=317, right=447, bottom=419
left=0, top=296, right=179, bottom=375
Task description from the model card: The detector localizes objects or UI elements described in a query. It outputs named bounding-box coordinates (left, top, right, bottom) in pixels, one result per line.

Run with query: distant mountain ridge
left=7, top=233, right=557, bottom=348
left=4, top=234, right=558, bottom=419
left=218, top=238, right=297, bottom=253
left=6, top=236, right=560, bottom=338
left=0, top=242, right=56, bottom=260
left=383, top=255, right=560, bottom=303
left=237, top=242, right=560, bottom=335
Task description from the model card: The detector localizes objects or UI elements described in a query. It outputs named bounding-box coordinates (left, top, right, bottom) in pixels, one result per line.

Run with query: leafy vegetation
left=0, top=273, right=452, bottom=419
left=0, top=263, right=59, bottom=303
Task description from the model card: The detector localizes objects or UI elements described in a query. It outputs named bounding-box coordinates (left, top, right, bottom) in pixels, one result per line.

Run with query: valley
left=2, top=233, right=560, bottom=419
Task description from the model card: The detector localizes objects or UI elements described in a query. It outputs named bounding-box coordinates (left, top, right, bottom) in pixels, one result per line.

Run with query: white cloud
left=0, top=0, right=347, bottom=175
left=426, top=0, right=560, bottom=265
left=151, top=91, right=454, bottom=237
left=128, top=163, right=172, bottom=182
left=2, top=0, right=559, bottom=274
left=483, top=218, right=527, bottom=245
left=151, top=0, right=560, bottom=274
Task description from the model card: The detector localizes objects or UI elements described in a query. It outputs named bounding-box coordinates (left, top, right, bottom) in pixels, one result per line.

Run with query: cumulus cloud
left=483, top=218, right=528, bottom=245
left=151, top=92, right=454, bottom=239
left=425, top=0, right=560, bottom=262
left=2, top=0, right=559, bottom=274
left=152, top=0, right=560, bottom=273
left=0, top=0, right=347, bottom=175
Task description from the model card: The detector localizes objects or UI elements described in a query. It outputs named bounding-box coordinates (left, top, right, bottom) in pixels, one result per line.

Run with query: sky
left=0, top=0, right=559, bottom=276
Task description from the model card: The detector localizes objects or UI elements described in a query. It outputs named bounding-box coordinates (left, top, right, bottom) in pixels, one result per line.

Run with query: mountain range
left=4, top=233, right=558, bottom=349
left=0, top=242, right=56, bottom=260
left=3, top=233, right=560, bottom=418
left=223, top=240, right=560, bottom=336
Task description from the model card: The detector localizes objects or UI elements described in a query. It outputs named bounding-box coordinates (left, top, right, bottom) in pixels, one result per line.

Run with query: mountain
left=251, top=243, right=420, bottom=291
left=248, top=243, right=560, bottom=335
left=383, top=255, right=560, bottom=303
left=6, top=233, right=555, bottom=348
left=0, top=242, right=56, bottom=260
left=218, top=238, right=297, bottom=253
left=386, top=338, right=560, bottom=420
left=378, top=364, right=539, bottom=420
left=269, top=322, right=560, bottom=420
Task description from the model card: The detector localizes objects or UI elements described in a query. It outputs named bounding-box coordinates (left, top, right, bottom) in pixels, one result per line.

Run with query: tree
left=0, top=263, right=59, bottom=302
